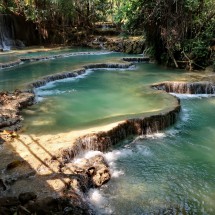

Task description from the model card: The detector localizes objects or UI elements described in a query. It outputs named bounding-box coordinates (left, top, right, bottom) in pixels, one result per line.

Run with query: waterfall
left=0, top=14, right=40, bottom=52
left=0, top=15, right=15, bottom=51
left=0, top=14, right=26, bottom=51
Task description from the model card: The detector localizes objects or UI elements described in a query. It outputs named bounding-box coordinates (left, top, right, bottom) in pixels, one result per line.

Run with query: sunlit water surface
left=1, top=49, right=215, bottom=214
left=89, top=97, right=215, bottom=215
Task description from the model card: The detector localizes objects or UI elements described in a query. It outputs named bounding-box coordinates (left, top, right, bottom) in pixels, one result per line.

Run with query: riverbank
left=0, top=55, right=177, bottom=214
left=0, top=93, right=180, bottom=214
left=1, top=51, right=215, bottom=214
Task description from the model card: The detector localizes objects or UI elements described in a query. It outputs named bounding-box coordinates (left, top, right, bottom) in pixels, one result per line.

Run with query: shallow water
left=0, top=47, right=97, bottom=63
left=22, top=65, right=178, bottom=133
left=0, top=50, right=137, bottom=91
left=1, top=49, right=215, bottom=214
left=90, top=97, right=215, bottom=215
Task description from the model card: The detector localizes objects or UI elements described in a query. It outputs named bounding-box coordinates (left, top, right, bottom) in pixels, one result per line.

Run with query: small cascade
left=60, top=104, right=180, bottom=163
left=91, top=37, right=107, bottom=49
left=94, top=22, right=119, bottom=36
left=28, top=69, right=85, bottom=89
left=20, top=51, right=112, bottom=63
left=0, top=15, right=15, bottom=51
left=123, top=57, right=150, bottom=62
left=28, top=63, right=133, bottom=89
left=152, top=81, right=215, bottom=94
left=60, top=134, right=112, bottom=163
left=0, top=51, right=113, bottom=70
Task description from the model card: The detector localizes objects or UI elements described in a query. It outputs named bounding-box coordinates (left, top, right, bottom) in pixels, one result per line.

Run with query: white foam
left=132, top=132, right=166, bottom=142
left=181, top=107, right=190, bottom=122
left=35, top=69, right=93, bottom=99
left=51, top=51, right=113, bottom=60
left=136, top=145, right=153, bottom=156
left=93, top=65, right=136, bottom=71
left=104, top=148, right=133, bottom=163
left=36, top=81, right=56, bottom=90
left=82, top=150, right=103, bottom=159
left=111, top=169, right=124, bottom=178
left=88, top=189, right=107, bottom=205
left=145, top=132, right=166, bottom=139
left=36, top=89, right=65, bottom=96
left=166, top=128, right=180, bottom=136
left=72, top=150, right=103, bottom=165
left=87, top=189, right=113, bottom=215
left=34, top=95, right=44, bottom=103
left=104, top=149, right=133, bottom=178
left=34, top=65, right=135, bottom=100
left=170, top=93, right=215, bottom=99
left=42, top=69, right=93, bottom=88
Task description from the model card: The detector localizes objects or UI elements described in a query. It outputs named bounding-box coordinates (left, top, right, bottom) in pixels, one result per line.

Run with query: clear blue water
left=93, top=97, right=215, bottom=214
left=1, top=49, right=215, bottom=214
left=22, top=65, right=177, bottom=134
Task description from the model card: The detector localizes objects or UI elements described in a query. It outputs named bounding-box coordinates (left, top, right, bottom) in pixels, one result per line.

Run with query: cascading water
left=0, top=14, right=24, bottom=51
left=0, top=14, right=40, bottom=52
left=1, top=49, right=215, bottom=214
left=153, top=81, right=215, bottom=94
left=93, top=97, right=215, bottom=215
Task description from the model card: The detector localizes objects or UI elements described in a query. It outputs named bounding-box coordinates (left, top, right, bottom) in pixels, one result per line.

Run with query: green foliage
left=1, top=0, right=214, bottom=70
left=116, top=0, right=215, bottom=69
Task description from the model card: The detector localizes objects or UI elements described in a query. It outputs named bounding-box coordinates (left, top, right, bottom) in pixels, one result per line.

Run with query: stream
left=1, top=49, right=215, bottom=214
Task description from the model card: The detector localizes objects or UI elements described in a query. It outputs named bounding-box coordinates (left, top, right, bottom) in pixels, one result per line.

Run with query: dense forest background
left=0, top=0, right=215, bottom=70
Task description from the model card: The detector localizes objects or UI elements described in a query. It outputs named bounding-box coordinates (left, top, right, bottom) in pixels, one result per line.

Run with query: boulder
left=0, top=196, right=20, bottom=207
left=19, top=192, right=37, bottom=205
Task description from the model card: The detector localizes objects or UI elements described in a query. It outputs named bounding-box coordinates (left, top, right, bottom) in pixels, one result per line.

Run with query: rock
left=0, top=178, right=6, bottom=191
left=19, top=192, right=37, bottom=205
left=0, top=136, right=5, bottom=144
left=91, top=165, right=110, bottom=187
left=87, top=166, right=95, bottom=176
left=0, top=90, right=35, bottom=131
left=0, top=196, right=20, bottom=207
left=61, top=154, right=110, bottom=189
left=6, top=160, right=25, bottom=170
left=17, top=205, right=31, bottom=215
left=69, top=174, right=89, bottom=192
left=0, top=207, right=11, bottom=215
left=102, top=37, right=145, bottom=54
left=83, top=155, right=110, bottom=187
left=26, top=197, right=60, bottom=214
left=26, top=196, right=92, bottom=215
